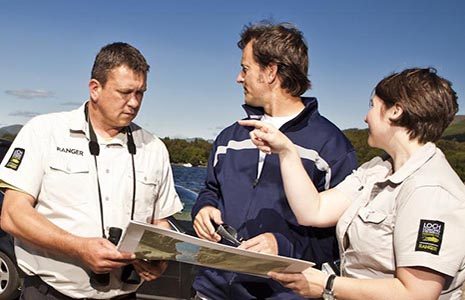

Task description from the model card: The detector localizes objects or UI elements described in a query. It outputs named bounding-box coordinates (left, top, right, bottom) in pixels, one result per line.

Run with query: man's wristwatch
left=322, top=274, right=336, bottom=300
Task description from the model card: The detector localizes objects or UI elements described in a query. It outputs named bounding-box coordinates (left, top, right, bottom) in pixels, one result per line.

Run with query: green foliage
left=442, top=119, right=465, bottom=142
left=3, top=122, right=464, bottom=180
left=437, top=139, right=465, bottom=180
left=162, top=128, right=465, bottom=181
left=162, top=137, right=212, bottom=166
left=343, top=129, right=383, bottom=164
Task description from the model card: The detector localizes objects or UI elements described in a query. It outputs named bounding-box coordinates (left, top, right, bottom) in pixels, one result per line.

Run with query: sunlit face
left=92, top=65, right=146, bottom=130
left=364, top=95, right=393, bottom=149
left=236, top=42, right=269, bottom=107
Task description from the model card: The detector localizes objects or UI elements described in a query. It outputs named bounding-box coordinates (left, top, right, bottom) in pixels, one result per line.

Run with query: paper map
left=118, top=221, right=314, bottom=277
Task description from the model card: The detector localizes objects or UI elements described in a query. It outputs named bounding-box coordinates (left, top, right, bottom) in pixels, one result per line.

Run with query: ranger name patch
left=56, top=147, right=84, bottom=156
left=415, top=219, right=444, bottom=255
left=5, top=148, right=25, bottom=171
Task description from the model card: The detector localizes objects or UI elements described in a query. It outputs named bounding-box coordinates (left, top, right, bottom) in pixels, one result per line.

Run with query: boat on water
left=182, top=163, right=193, bottom=167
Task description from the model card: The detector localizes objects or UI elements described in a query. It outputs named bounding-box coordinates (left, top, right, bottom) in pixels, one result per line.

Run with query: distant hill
left=450, top=115, right=465, bottom=124
left=442, top=115, right=465, bottom=142
left=185, top=137, right=215, bottom=143
left=1, top=115, right=464, bottom=178
left=342, top=128, right=383, bottom=164
left=343, top=116, right=465, bottom=181
left=343, top=115, right=465, bottom=144
left=0, top=124, right=22, bottom=141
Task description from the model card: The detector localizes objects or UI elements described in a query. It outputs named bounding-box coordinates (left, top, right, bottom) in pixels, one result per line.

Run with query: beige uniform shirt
left=0, top=103, right=183, bottom=299
left=335, top=143, right=465, bottom=300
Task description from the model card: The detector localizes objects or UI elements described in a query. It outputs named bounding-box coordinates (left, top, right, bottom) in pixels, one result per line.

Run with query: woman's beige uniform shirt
left=335, top=143, right=465, bottom=300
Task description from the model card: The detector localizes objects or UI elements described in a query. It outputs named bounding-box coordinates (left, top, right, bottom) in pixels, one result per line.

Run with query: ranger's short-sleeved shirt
left=0, top=103, right=183, bottom=299
left=335, top=143, right=465, bottom=299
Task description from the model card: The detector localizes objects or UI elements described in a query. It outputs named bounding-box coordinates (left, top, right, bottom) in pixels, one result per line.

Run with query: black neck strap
left=85, top=104, right=137, bottom=238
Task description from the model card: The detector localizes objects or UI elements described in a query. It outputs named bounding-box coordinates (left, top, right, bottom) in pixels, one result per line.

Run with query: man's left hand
left=133, top=260, right=168, bottom=282
left=238, top=233, right=278, bottom=255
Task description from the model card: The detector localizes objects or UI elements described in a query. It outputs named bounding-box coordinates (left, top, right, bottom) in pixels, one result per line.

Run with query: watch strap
left=325, top=274, right=336, bottom=292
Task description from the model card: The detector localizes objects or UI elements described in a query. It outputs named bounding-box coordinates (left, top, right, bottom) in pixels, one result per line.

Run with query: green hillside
left=342, top=129, right=383, bottom=164
left=343, top=127, right=465, bottom=181
left=0, top=124, right=22, bottom=141
left=442, top=115, right=465, bottom=141
left=2, top=115, right=465, bottom=180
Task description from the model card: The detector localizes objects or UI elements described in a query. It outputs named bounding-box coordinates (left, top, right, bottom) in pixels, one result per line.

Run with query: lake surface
left=172, top=165, right=207, bottom=193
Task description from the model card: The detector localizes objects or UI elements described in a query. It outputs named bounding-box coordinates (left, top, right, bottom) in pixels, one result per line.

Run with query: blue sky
left=1, top=0, right=464, bottom=139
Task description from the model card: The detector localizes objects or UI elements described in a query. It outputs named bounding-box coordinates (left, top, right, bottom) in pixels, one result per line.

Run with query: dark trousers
left=21, top=276, right=137, bottom=300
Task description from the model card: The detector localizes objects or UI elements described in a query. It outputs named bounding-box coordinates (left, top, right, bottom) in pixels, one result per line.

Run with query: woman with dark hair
left=240, top=68, right=465, bottom=300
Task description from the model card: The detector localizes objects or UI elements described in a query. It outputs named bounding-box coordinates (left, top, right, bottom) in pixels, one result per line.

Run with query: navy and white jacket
left=192, top=97, right=357, bottom=299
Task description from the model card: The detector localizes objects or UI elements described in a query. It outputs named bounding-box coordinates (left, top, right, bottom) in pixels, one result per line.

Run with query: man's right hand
left=1, top=189, right=135, bottom=274
left=76, top=237, right=135, bottom=273
left=193, top=206, right=223, bottom=242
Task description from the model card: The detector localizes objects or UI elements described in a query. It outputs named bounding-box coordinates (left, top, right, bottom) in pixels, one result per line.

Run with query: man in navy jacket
left=192, top=21, right=357, bottom=299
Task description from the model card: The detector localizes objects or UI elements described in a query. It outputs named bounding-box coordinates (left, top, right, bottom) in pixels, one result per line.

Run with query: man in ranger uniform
left=0, top=42, right=182, bottom=299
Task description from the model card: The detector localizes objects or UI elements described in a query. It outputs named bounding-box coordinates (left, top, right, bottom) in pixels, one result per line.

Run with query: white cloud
left=5, top=89, right=55, bottom=99
left=8, top=111, right=40, bottom=118
left=60, top=101, right=82, bottom=107
left=208, top=125, right=226, bottom=131
left=170, top=134, right=188, bottom=139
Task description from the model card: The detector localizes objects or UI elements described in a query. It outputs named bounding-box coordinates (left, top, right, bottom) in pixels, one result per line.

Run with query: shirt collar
left=385, top=142, right=437, bottom=184
left=69, top=102, right=89, bottom=137
left=100, top=131, right=126, bottom=147
left=68, top=101, right=126, bottom=147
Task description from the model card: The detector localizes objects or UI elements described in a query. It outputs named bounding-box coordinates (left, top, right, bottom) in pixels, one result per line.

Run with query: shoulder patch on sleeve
left=5, top=148, right=25, bottom=171
left=415, top=219, right=444, bottom=255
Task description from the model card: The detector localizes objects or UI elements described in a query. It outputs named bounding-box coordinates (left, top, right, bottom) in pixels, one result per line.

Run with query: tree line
left=162, top=137, right=212, bottom=167
left=163, top=130, right=465, bottom=181
left=2, top=130, right=464, bottom=181
left=344, top=129, right=465, bottom=181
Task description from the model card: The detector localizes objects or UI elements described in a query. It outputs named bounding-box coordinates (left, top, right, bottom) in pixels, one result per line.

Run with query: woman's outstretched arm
left=239, top=119, right=351, bottom=227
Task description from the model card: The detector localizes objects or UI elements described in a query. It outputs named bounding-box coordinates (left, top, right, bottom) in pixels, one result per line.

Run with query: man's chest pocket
left=126, top=171, right=159, bottom=219
left=44, top=157, right=90, bottom=207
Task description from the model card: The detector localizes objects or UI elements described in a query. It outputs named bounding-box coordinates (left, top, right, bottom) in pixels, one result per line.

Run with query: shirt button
left=105, top=196, right=109, bottom=201
left=106, top=169, right=110, bottom=174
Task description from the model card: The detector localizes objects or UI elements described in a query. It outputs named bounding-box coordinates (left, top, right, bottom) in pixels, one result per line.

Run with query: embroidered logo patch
left=5, top=148, right=25, bottom=171
left=415, top=219, right=444, bottom=255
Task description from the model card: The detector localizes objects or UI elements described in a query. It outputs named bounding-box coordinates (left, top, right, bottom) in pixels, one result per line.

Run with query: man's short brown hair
left=375, top=67, right=458, bottom=143
left=91, top=42, right=150, bottom=86
left=238, top=21, right=310, bottom=96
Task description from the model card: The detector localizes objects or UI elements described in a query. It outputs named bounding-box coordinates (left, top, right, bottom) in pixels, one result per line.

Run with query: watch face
left=322, top=291, right=335, bottom=300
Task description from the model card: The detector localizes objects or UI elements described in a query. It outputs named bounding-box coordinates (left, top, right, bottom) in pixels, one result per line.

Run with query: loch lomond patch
left=415, top=219, right=444, bottom=255
left=5, top=148, right=25, bottom=171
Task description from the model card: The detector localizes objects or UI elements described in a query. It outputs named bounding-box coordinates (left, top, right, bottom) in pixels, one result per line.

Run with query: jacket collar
left=242, top=97, right=319, bottom=127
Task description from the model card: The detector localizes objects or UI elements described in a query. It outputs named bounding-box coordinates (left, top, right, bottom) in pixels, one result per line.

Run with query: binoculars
left=89, top=227, right=141, bottom=287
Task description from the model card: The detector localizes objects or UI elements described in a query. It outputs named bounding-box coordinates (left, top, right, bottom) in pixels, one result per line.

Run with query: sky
left=1, top=0, right=464, bottom=139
